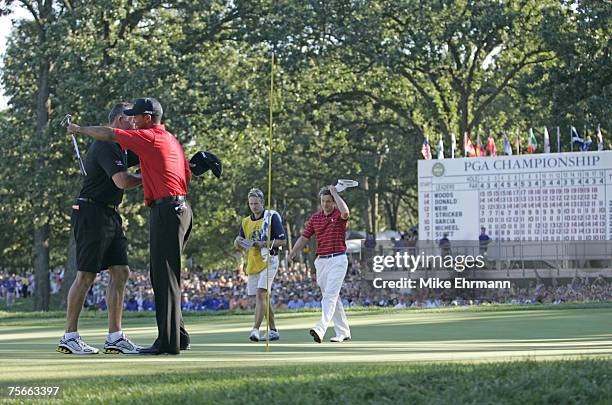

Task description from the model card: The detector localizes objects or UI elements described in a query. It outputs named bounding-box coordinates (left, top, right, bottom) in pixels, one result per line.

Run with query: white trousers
left=314, top=254, right=350, bottom=337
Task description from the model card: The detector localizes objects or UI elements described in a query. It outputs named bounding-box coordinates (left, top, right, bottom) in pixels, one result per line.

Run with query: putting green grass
left=0, top=305, right=610, bottom=404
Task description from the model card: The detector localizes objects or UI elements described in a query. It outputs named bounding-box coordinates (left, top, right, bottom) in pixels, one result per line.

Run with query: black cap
left=190, top=151, right=222, bottom=178
left=124, top=98, right=163, bottom=117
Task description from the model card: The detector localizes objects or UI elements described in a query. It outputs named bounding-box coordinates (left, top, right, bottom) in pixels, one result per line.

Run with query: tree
left=517, top=0, right=611, bottom=141
left=1, top=0, right=66, bottom=310
left=1, top=0, right=607, bottom=289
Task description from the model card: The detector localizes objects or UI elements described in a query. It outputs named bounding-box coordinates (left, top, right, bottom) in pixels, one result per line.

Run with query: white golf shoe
left=309, top=328, right=323, bottom=343
left=104, top=333, right=142, bottom=354
left=57, top=334, right=99, bottom=355
left=259, top=329, right=280, bottom=341
left=249, top=329, right=260, bottom=342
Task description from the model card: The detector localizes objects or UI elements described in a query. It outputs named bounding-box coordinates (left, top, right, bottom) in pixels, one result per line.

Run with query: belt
left=151, top=195, right=186, bottom=207
left=317, top=252, right=346, bottom=259
left=76, top=197, right=117, bottom=210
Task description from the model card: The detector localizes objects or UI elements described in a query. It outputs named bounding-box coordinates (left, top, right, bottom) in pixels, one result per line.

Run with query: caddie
left=234, top=188, right=286, bottom=342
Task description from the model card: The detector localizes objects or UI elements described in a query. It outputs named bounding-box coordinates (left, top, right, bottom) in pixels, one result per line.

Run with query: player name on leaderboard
left=418, top=151, right=612, bottom=241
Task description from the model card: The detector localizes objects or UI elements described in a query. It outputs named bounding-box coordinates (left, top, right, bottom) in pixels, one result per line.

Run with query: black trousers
left=149, top=201, right=192, bottom=354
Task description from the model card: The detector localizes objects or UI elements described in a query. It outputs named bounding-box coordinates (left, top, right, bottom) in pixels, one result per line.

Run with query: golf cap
left=190, top=150, right=222, bottom=178
left=124, top=98, right=163, bottom=116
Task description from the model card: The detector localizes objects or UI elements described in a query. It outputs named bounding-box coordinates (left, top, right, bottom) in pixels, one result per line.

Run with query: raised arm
left=68, top=123, right=117, bottom=142
left=329, top=185, right=350, bottom=219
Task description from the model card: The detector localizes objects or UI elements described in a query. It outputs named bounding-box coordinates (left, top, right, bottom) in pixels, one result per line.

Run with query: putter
left=61, top=114, right=87, bottom=176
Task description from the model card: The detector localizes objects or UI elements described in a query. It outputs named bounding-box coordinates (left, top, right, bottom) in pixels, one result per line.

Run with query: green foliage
left=517, top=0, right=612, bottom=145
left=0, top=0, right=609, bottom=272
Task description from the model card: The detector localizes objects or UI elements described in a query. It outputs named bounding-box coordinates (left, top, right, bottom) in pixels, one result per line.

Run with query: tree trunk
left=61, top=232, right=77, bottom=309
left=283, top=196, right=292, bottom=269
left=370, top=186, right=378, bottom=235
left=370, top=153, right=385, bottom=234
left=33, top=224, right=50, bottom=311
left=363, top=176, right=373, bottom=233
left=31, top=4, right=53, bottom=311
left=460, top=90, right=469, bottom=136
left=383, top=195, right=399, bottom=231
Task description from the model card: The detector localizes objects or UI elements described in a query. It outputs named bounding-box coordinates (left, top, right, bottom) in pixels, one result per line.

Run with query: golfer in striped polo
left=289, top=185, right=351, bottom=343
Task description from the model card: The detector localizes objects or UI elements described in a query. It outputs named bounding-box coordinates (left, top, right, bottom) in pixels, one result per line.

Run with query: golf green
left=0, top=305, right=610, bottom=404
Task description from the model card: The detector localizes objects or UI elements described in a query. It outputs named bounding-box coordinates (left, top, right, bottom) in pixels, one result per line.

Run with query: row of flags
left=421, top=125, right=605, bottom=160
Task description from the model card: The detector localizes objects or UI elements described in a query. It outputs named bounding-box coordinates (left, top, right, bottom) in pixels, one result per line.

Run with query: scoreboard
left=418, top=151, right=612, bottom=241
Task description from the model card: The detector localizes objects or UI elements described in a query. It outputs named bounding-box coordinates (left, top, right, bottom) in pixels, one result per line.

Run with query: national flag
left=475, top=131, right=485, bottom=157
left=451, top=133, right=457, bottom=158
left=527, top=128, right=538, bottom=154
left=486, top=132, right=497, bottom=156
left=556, top=126, right=561, bottom=152
left=571, top=126, right=580, bottom=151
left=464, top=132, right=476, bottom=157
left=571, top=126, right=591, bottom=151
left=543, top=127, right=550, bottom=153
left=421, top=136, right=432, bottom=160
left=437, top=136, right=444, bottom=159
left=515, top=132, right=521, bottom=155
left=503, top=131, right=512, bottom=155
left=597, top=125, right=604, bottom=151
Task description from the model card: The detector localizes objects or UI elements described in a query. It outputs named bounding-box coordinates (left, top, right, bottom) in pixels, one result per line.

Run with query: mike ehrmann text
left=372, top=277, right=511, bottom=289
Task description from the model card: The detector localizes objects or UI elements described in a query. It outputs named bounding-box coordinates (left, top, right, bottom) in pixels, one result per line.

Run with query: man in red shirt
left=67, top=98, right=192, bottom=355
left=289, top=186, right=352, bottom=343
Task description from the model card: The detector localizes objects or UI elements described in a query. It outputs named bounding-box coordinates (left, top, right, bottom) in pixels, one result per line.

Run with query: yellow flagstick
left=265, top=51, right=274, bottom=353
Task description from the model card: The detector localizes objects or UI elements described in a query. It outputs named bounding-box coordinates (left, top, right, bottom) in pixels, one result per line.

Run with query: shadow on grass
left=0, top=332, right=610, bottom=362
left=0, top=310, right=612, bottom=354
left=2, top=302, right=611, bottom=322
left=0, top=359, right=610, bottom=404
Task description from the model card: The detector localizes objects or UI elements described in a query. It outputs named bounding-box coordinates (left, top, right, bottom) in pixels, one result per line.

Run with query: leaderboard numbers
left=419, top=155, right=612, bottom=241
left=421, top=192, right=432, bottom=236
left=477, top=171, right=607, bottom=241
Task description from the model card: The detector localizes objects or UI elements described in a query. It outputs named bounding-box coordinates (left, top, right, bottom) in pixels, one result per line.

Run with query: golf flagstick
left=265, top=50, right=275, bottom=353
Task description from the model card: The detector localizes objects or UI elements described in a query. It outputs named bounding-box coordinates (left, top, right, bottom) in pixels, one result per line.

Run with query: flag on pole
left=421, top=136, right=432, bottom=160
left=571, top=126, right=582, bottom=149
left=451, top=133, right=457, bottom=158
left=543, top=127, right=550, bottom=153
left=503, top=131, right=512, bottom=155
left=597, top=124, right=604, bottom=151
left=437, top=135, right=444, bottom=159
left=486, top=132, right=497, bottom=156
left=556, top=126, right=561, bottom=152
left=476, top=131, right=485, bottom=157
left=527, top=128, right=538, bottom=154
left=515, top=132, right=521, bottom=155
left=571, top=126, right=591, bottom=151
left=464, top=132, right=476, bottom=157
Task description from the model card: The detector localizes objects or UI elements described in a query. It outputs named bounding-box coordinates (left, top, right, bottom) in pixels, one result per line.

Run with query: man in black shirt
left=57, top=102, right=143, bottom=355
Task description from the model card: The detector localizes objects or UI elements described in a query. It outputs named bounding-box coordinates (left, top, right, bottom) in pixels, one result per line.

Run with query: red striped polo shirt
left=302, top=208, right=348, bottom=256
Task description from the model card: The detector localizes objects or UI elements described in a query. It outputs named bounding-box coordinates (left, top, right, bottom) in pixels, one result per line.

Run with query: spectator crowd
left=1, top=263, right=610, bottom=311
